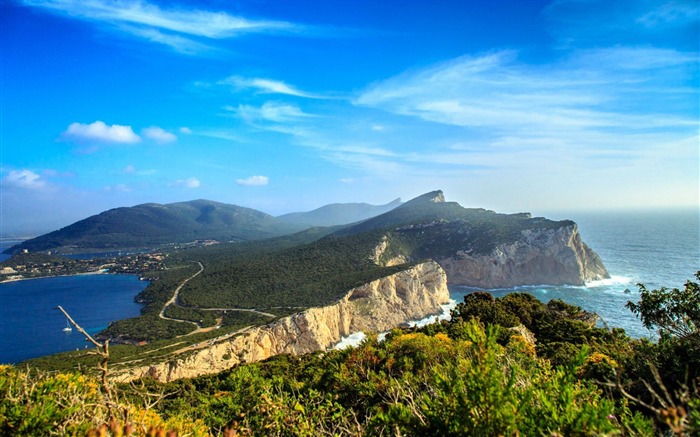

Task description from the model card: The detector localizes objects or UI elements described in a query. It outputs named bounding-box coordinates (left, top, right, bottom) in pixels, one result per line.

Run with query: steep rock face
left=113, top=261, right=449, bottom=383
left=437, top=224, right=608, bottom=288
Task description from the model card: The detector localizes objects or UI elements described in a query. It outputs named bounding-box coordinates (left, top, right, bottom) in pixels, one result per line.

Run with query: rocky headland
left=436, top=224, right=609, bottom=288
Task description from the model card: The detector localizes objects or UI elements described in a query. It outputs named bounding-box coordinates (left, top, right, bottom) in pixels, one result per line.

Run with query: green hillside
left=4, top=199, right=307, bottom=254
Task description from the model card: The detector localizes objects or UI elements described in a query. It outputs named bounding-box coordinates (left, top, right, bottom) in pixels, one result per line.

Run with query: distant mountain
left=4, top=200, right=306, bottom=254
left=277, top=198, right=402, bottom=227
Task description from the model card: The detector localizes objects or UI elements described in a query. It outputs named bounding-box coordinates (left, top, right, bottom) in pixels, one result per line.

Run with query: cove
left=0, top=274, right=147, bottom=363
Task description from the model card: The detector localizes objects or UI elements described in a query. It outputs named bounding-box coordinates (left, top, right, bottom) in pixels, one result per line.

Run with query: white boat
left=62, top=320, right=72, bottom=332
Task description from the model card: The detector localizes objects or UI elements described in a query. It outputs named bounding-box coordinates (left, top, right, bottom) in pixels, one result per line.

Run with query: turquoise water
left=0, top=274, right=147, bottom=363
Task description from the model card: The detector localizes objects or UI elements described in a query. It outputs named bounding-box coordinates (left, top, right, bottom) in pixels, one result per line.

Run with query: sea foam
left=585, top=275, right=633, bottom=288
left=333, top=299, right=457, bottom=350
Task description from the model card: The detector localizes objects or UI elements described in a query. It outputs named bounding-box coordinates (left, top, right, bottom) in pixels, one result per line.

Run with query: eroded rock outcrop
left=113, top=261, right=449, bottom=383
left=438, top=224, right=608, bottom=288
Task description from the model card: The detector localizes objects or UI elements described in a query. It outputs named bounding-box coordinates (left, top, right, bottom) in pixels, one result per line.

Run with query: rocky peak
left=398, top=190, right=445, bottom=209
left=430, top=191, right=445, bottom=203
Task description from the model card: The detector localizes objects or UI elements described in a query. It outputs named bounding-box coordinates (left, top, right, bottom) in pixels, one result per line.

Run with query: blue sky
left=1, top=0, right=698, bottom=235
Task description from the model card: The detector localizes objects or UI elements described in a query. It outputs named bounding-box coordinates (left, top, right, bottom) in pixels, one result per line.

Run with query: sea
left=2, top=208, right=699, bottom=360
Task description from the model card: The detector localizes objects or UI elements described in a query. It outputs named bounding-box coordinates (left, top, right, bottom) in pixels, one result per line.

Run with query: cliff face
left=437, top=224, right=609, bottom=288
left=113, top=261, right=449, bottom=383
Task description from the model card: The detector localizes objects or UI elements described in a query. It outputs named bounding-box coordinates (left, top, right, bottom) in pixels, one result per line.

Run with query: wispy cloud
left=122, top=164, right=156, bottom=176
left=637, top=1, right=699, bottom=27
left=172, top=177, right=201, bottom=188
left=232, top=102, right=315, bottom=123
left=123, top=25, right=214, bottom=55
left=142, top=126, right=177, bottom=143
left=236, top=175, right=269, bottom=186
left=355, top=48, right=697, bottom=135
left=544, top=0, right=699, bottom=48
left=61, top=120, right=141, bottom=144
left=104, top=183, right=131, bottom=193
left=22, top=0, right=303, bottom=54
left=221, top=76, right=326, bottom=99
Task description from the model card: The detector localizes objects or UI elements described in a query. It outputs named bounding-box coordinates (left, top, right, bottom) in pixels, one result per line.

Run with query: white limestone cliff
left=437, top=224, right=609, bottom=288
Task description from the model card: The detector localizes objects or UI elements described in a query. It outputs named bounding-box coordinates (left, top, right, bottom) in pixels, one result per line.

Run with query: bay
left=0, top=274, right=147, bottom=364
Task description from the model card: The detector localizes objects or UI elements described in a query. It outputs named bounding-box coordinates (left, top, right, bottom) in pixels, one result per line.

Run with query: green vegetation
left=94, top=228, right=414, bottom=342
left=5, top=273, right=698, bottom=436
left=0, top=365, right=208, bottom=436
left=179, top=231, right=416, bottom=309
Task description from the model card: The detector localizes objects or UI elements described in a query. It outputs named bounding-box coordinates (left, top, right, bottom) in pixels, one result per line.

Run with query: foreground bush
left=0, top=365, right=207, bottom=436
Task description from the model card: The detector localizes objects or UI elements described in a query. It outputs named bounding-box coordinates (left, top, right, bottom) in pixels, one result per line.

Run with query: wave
left=585, top=275, right=633, bottom=288
left=333, top=332, right=367, bottom=350
left=408, top=300, right=457, bottom=328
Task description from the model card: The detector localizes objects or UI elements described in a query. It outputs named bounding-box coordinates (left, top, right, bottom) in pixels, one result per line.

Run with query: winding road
left=158, top=261, right=276, bottom=333
left=159, top=261, right=204, bottom=327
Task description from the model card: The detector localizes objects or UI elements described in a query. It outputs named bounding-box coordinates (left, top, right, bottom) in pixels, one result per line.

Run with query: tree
left=627, top=271, right=700, bottom=342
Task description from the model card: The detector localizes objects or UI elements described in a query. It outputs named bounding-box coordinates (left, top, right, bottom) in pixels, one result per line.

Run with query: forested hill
left=277, top=198, right=402, bottom=227
left=4, top=200, right=307, bottom=254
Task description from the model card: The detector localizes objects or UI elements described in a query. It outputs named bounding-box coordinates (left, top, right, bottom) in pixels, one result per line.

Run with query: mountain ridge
left=276, top=198, right=402, bottom=227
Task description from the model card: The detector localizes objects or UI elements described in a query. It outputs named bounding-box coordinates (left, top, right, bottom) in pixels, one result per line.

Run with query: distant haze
left=1, top=0, right=698, bottom=236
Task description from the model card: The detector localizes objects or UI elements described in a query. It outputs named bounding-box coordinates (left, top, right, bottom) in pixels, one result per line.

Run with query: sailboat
left=62, top=319, right=72, bottom=332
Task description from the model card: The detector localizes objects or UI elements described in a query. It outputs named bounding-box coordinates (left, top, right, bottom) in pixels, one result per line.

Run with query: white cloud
left=62, top=120, right=141, bottom=144
left=173, top=177, right=201, bottom=188
left=236, top=175, right=269, bottom=186
left=235, top=102, right=313, bottom=123
left=2, top=170, right=46, bottom=189
left=123, top=164, right=136, bottom=174
left=179, top=126, right=192, bottom=134
left=221, top=76, right=323, bottom=99
left=142, top=126, right=177, bottom=143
